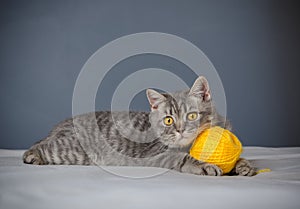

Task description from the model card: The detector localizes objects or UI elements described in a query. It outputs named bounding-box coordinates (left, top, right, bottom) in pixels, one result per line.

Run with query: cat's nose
left=176, top=129, right=185, bottom=134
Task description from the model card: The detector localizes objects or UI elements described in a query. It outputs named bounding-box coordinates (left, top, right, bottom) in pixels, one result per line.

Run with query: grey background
left=0, top=0, right=299, bottom=149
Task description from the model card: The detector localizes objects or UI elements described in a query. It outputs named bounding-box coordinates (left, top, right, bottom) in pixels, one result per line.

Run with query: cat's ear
left=189, top=76, right=211, bottom=101
left=146, top=89, right=166, bottom=110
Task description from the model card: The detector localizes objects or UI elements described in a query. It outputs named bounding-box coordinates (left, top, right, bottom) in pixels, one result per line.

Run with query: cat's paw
left=23, top=149, right=45, bottom=165
left=179, top=156, right=222, bottom=176
left=234, top=158, right=256, bottom=176
left=202, top=163, right=223, bottom=176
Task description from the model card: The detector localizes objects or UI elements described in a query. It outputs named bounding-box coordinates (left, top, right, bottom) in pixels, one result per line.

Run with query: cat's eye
left=187, top=112, right=198, bottom=121
left=164, top=116, right=174, bottom=126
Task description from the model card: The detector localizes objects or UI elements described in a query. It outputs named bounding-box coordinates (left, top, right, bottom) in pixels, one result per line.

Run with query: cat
left=23, top=76, right=255, bottom=176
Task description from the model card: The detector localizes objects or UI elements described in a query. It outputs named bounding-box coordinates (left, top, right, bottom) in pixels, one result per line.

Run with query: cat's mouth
left=166, top=132, right=197, bottom=148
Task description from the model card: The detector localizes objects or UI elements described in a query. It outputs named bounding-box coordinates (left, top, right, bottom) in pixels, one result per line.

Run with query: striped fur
left=23, top=76, right=255, bottom=176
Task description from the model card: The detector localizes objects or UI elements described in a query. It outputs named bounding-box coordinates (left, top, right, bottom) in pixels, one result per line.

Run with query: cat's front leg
left=230, top=158, right=256, bottom=176
left=142, top=150, right=222, bottom=176
left=174, top=154, right=223, bottom=176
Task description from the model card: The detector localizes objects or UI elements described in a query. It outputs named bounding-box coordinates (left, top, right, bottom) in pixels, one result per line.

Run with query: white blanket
left=0, top=147, right=300, bottom=209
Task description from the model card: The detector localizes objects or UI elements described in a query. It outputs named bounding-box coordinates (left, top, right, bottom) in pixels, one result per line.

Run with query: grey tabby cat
left=23, top=76, right=255, bottom=176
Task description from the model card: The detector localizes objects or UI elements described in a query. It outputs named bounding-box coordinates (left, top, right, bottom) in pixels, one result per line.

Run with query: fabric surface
left=0, top=147, right=300, bottom=209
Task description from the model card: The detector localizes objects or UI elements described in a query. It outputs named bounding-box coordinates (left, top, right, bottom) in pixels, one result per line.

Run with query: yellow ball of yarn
left=190, top=126, right=242, bottom=174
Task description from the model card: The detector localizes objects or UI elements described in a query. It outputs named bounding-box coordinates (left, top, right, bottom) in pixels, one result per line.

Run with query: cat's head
left=147, top=76, right=224, bottom=148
